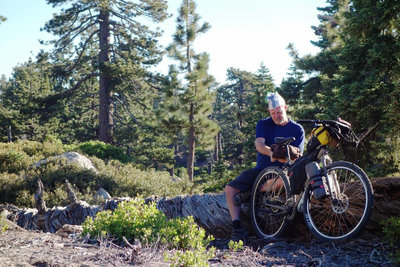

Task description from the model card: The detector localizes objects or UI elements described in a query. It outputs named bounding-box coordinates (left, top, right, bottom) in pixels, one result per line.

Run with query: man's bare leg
left=225, top=184, right=241, bottom=220
left=259, top=177, right=284, bottom=192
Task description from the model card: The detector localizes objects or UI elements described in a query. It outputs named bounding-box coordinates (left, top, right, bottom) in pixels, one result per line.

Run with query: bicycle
left=249, top=119, right=374, bottom=242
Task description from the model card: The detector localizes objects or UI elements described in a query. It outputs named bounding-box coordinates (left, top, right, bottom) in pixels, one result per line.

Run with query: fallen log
left=0, top=177, right=399, bottom=239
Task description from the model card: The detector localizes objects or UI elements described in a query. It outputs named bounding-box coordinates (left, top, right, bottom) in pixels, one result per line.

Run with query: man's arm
left=255, top=137, right=287, bottom=163
left=255, top=137, right=272, bottom=156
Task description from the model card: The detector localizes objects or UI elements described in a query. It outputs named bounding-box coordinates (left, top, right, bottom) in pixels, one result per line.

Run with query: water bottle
left=305, top=161, right=327, bottom=200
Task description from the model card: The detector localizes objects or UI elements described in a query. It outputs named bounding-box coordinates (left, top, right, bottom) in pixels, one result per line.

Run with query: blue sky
left=0, top=0, right=325, bottom=84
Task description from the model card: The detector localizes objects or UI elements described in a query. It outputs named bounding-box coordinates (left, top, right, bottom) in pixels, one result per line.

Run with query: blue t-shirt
left=255, top=118, right=305, bottom=170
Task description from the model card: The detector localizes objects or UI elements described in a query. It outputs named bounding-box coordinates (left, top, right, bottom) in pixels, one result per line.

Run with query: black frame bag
left=288, top=151, right=318, bottom=195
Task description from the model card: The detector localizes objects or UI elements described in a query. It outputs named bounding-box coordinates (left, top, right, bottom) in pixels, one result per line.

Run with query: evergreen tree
left=42, top=0, right=168, bottom=143
left=0, top=59, right=57, bottom=141
left=284, top=0, right=400, bottom=175
left=166, top=0, right=218, bottom=180
left=214, top=65, right=275, bottom=166
left=158, top=66, right=186, bottom=175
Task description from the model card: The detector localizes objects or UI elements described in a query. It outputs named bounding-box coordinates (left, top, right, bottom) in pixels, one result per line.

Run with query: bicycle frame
left=251, top=119, right=373, bottom=241
left=279, top=146, right=340, bottom=216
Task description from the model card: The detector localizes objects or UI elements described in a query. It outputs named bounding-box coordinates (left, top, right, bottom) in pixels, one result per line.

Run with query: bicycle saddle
left=274, top=136, right=295, bottom=145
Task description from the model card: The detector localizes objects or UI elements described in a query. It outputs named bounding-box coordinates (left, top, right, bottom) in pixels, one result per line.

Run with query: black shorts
left=227, top=168, right=263, bottom=192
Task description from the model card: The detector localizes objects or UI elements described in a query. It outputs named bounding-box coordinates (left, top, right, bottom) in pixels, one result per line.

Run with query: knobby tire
left=250, top=166, right=291, bottom=239
left=303, top=161, right=373, bottom=242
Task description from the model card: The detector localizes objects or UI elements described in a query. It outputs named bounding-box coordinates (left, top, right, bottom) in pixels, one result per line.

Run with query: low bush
left=0, top=213, right=8, bottom=233
left=99, top=160, right=197, bottom=198
left=0, top=149, right=32, bottom=173
left=82, top=198, right=215, bottom=266
left=0, top=173, right=27, bottom=204
left=0, top=140, right=201, bottom=208
left=0, top=140, right=66, bottom=174
left=78, top=141, right=130, bottom=163
left=0, top=140, right=65, bottom=159
left=382, top=217, right=400, bottom=265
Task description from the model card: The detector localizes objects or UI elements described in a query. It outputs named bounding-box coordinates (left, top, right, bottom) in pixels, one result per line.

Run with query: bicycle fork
left=320, top=150, right=342, bottom=200
left=294, top=150, right=341, bottom=213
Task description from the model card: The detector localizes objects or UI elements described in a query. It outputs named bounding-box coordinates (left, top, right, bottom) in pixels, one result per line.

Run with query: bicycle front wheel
left=250, top=166, right=291, bottom=239
left=303, top=161, right=373, bottom=242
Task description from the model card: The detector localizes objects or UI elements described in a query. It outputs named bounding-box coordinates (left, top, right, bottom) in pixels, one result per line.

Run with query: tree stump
left=1, top=177, right=399, bottom=239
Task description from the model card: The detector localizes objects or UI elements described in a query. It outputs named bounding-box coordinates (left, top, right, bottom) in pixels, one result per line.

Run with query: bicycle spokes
left=303, top=161, right=373, bottom=241
left=250, top=167, right=291, bottom=239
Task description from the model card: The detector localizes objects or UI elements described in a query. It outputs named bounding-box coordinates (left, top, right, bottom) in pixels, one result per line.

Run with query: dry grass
left=0, top=218, right=395, bottom=267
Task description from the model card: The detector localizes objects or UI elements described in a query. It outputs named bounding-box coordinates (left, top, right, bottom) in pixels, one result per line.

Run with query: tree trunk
left=218, top=132, right=223, bottom=159
left=2, top=177, right=399, bottom=239
left=98, top=8, right=113, bottom=144
left=6, top=126, right=12, bottom=142
left=187, top=102, right=195, bottom=180
left=214, top=133, right=219, bottom=161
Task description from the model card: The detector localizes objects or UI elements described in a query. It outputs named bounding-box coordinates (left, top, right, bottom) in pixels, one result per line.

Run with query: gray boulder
left=33, top=152, right=97, bottom=173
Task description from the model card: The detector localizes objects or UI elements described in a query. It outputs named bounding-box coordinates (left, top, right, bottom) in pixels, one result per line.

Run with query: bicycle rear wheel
left=303, top=161, right=373, bottom=242
left=250, top=166, right=291, bottom=239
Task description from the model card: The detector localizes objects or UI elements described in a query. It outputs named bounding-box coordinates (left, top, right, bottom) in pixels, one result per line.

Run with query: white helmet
left=265, top=92, right=286, bottom=110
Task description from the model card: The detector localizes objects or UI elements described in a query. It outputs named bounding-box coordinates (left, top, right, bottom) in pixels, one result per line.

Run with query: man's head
left=265, top=92, right=288, bottom=126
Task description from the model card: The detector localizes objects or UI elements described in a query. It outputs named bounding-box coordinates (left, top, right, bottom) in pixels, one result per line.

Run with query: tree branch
left=66, top=29, right=99, bottom=72
left=45, top=72, right=99, bottom=107
left=358, top=122, right=380, bottom=143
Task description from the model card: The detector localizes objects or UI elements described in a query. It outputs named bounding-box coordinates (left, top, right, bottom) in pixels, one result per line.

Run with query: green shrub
left=99, top=160, right=197, bottom=198
left=22, top=159, right=104, bottom=207
left=78, top=141, right=130, bottom=163
left=28, top=160, right=97, bottom=191
left=82, top=198, right=214, bottom=266
left=228, top=240, right=244, bottom=252
left=15, top=189, right=34, bottom=207
left=0, top=213, right=8, bottom=233
left=81, top=198, right=214, bottom=248
left=0, top=139, right=203, bottom=207
left=0, top=173, right=27, bottom=204
left=0, top=140, right=66, bottom=174
left=381, top=217, right=400, bottom=265
left=382, top=217, right=400, bottom=246
left=166, top=245, right=215, bottom=267
left=0, top=140, right=66, bottom=158
left=0, top=149, right=31, bottom=173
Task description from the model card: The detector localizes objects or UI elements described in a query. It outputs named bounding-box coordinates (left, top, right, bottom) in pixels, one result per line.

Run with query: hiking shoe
left=234, top=191, right=251, bottom=206
left=230, top=226, right=249, bottom=242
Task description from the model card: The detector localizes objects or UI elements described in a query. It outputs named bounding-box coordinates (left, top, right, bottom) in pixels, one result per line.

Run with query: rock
left=32, top=152, right=97, bottom=173
left=95, top=188, right=112, bottom=200
left=55, top=224, right=83, bottom=238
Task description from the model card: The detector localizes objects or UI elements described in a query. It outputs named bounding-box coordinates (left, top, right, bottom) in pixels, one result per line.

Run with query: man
left=225, top=92, right=305, bottom=241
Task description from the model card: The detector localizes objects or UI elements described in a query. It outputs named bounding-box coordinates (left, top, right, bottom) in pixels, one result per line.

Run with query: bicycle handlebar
left=296, top=119, right=337, bottom=125
left=296, top=119, right=352, bottom=129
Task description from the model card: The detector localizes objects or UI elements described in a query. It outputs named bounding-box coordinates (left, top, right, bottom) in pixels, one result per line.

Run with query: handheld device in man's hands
left=270, top=144, right=301, bottom=161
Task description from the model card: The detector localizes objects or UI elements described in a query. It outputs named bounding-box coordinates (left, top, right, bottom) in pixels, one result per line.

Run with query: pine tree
left=0, top=59, right=56, bottom=141
left=213, top=65, right=275, bottom=166
left=285, top=0, right=400, bottom=175
left=42, top=0, right=168, bottom=143
left=166, top=0, right=218, bottom=180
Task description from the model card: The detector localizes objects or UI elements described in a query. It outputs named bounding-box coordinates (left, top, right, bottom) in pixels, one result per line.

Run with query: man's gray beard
left=276, top=118, right=288, bottom=126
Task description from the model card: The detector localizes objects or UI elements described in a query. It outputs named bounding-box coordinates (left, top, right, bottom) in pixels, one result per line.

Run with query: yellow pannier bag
left=312, top=126, right=339, bottom=148
left=312, top=126, right=331, bottom=145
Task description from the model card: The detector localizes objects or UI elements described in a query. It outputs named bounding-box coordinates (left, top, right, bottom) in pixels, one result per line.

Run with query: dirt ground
left=0, top=219, right=395, bottom=267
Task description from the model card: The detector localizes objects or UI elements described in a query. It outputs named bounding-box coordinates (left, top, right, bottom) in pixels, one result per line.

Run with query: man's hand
left=271, top=156, right=287, bottom=163
left=270, top=144, right=301, bottom=161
